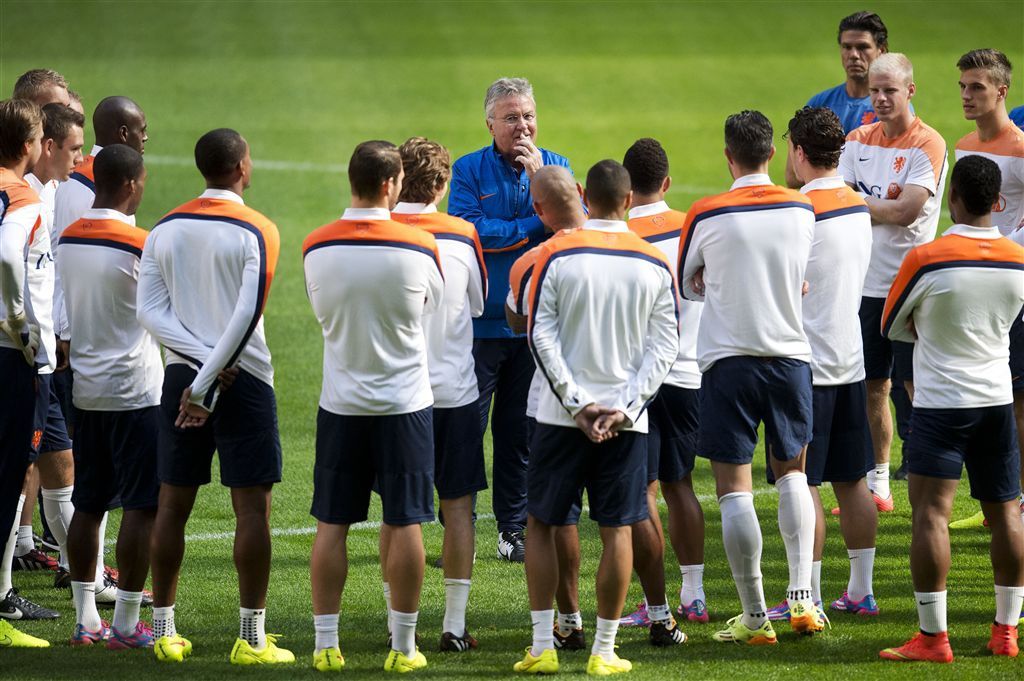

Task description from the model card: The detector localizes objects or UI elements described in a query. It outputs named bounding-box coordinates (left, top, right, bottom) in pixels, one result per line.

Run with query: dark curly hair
left=787, top=107, right=846, bottom=170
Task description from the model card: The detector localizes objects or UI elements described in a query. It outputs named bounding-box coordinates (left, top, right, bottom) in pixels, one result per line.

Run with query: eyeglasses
left=495, top=113, right=536, bottom=126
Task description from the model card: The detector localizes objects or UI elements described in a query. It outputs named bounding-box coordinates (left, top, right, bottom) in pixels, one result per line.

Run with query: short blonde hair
left=398, top=137, right=451, bottom=204
left=870, top=53, right=914, bottom=86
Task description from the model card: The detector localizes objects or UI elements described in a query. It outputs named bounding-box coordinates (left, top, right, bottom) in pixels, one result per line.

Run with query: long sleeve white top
left=58, top=208, right=162, bottom=410
left=392, top=202, right=487, bottom=409
left=678, top=174, right=815, bottom=370
left=137, top=189, right=279, bottom=411
left=303, top=207, right=444, bottom=416
left=883, top=224, right=1024, bottom=408
left=528, top=219, right=679, bottom=432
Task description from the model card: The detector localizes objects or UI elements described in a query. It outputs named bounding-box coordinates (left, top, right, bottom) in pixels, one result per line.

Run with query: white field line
left=109, top=487, right=775, bottom=546
left=143, top=154, right=719, bottom=195
left=144, top=155, right=348, bottom=174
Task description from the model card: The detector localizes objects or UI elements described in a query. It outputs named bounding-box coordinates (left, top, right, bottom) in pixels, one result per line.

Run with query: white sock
left=647, top=600, right=671, bottom=624
left=995, top=585, right=1024, bottom=626
left=390, top=609, right=418, bottom=657
left=314, top=613, right=339, bottom=652
left=591, top=616, right=619, bottom=662
left=719, top=492, right=767, bottom=629
left=914, top=590, right=947, bottom=634
left=847, top=547, right=876, bottom=602
left=443, top=578, right=471, bottom=637
left=0, top=496, right=25, bottom=594
left=775, top=472, right=814, bottom=603
left=153, top=605, right=176, bottom=638
left=71, top=580, right=102, bottom=631
left=530, top=609, right=555, bottom=656
left=382, top=582, right=392, bottom=633
left=94, top=512, right=108, bottom=585
left=811, top=561, right=822, bottom=605
left=113, top=590, right=142, bottom=634
left=240, top=607, right=267, bottom=650
left=15, top=525, right=33, bottom=556
left=41, top=485, right=73, bottom=566
left=557, top=610, right=582, bottom=635
left=679, top=564, right=705, bottom=605
left=872, top=464, right=890, bottom=499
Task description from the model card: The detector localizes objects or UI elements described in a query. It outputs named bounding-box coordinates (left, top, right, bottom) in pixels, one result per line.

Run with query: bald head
left=93, top=96, right=148, bottom=153
left=531, top=166, right=583, bottom=232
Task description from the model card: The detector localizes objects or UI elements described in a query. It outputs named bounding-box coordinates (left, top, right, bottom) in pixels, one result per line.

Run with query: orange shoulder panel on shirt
left=164, top=198, right=280, bottom=276
left=61, top=218, right=148, bottom=252
left=955, top=125, right=1024, bottom=158
left=847, top=121, right=883, bottom=144
left=303, top=218, right=440, bottom=262
left=628, top=209, right=686, bottom=240
left=508, top=245, right=542, bottom=306
left=883, top=232, right=1024, bottom=325
left=0, top=170, right=41, bottom=212
left=71, top=155, right=95, bottom=182
left=392, top=211, right=476, bottom=239
left=805, top=183, right=868, bottom=214
left=686, top=184, right=811, bottom=219
left=852, top=117, right=946, bottom=183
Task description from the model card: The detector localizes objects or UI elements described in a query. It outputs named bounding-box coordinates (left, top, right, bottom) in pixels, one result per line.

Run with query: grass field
left=2, top=0, right=1024, bottom=679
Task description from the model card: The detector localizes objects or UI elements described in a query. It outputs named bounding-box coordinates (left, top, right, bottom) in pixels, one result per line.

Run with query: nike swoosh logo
left=479, top=193, right=497, bottom=200
left=0, top=607, right=22, bottom=620
left=859, top=157, right=871, bottom=162
left=0, top=635, right=13, bottom=645
left=918, top=600, right=937, bottom=606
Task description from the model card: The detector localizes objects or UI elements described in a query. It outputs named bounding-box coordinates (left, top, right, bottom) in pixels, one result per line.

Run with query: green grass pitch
left=2, top=0, right=1023, bottom=678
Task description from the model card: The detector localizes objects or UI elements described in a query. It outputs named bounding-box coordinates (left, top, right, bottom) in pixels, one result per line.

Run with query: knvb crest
left=892, top=156, right=907, bottom=173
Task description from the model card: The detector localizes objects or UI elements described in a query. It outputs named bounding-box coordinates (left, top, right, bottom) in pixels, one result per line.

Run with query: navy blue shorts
left=433, top=403, right=487, bottom=500
left=312, top=407, right=434, bottom=526
left=0, top=349, right=36, bottom=544
left=699, top=356, right=812, bottom=464
left=31, top=373, right=72, bottom=460
left=767, top=382, right=873, bottom=486
left=157, top=365, right=282, bottom=488
left=905, top=405, right=1021, bottom=503
left=1009, top=313, right=1024, bottom=392
left=52, top=368, right=75, bottom=435
left=860, top=296, right=914, bottom=383
left=528, top=423, right=648, bottom=527
left=72, top=407, right=160, bottom=513
left=648, top=385, right=700, bottom=483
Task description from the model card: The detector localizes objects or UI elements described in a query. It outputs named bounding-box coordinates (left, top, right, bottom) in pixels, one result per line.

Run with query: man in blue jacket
left=449, top=77, right=573, bottom=562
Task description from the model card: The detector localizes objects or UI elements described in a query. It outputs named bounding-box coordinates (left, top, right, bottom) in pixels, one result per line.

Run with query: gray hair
left=484, top=77, right=534, bottom=119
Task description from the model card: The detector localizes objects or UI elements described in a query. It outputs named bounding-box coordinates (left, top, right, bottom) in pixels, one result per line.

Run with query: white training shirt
left=628, top=200, right=702, bottom=389
left=954, top=123, right=1024, bottom=236
left=392, top=202, right=486, bottom=409
left=839, top=117, right=948, bottom=297
left=883, top=224, right=1024, bottom=408
left=529, top=219, right=679, bottom=432
left=678, top=174, right=814, bottom=370
left=507, top=230, right=577, bottom=419
left=0, top=170, right=41, bottom=355
left=799, top=176, right=873, bottom=386
left=24, top=173, right=56, bottom=372
left=137, top=189, right=279, bottom=411
left=57, top=208, right=163, bottom=410
left=303, top=207, right=444, bottom=416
